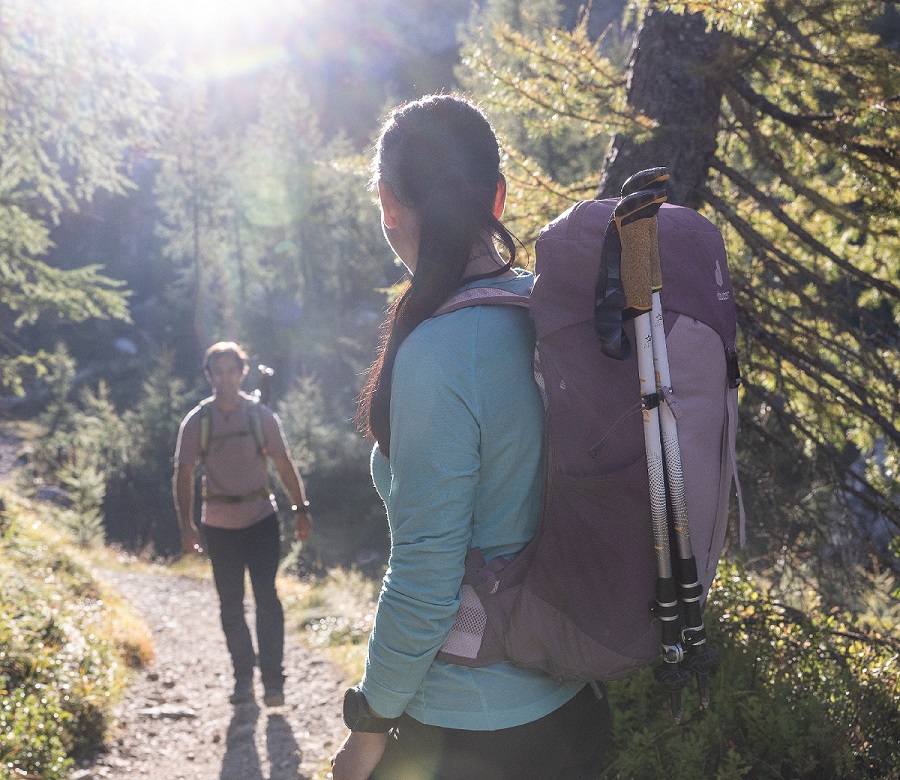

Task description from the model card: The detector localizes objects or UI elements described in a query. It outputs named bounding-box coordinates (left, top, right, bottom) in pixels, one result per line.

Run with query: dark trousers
left=370, top=683, right=612, bottom=780
left=204, top=513, right=284, bottom=690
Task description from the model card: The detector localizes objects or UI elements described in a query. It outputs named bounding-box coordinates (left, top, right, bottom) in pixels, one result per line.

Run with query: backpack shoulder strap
left=247, top=397, right=267, bottom=458
left=199, top=396, right=267, bottom=460
left=433, top=287, right=531, bottom=318
left=198, top=397, right=214, bottom=460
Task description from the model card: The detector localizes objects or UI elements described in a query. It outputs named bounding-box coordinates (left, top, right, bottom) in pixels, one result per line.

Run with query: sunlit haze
left=49, top=0, right=449, bottom=143
left=86, top=0, right=312, bottom=83
left=106, top=0, right=293, bottom=37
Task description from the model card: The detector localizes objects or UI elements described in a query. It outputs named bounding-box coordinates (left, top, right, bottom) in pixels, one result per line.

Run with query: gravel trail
left=74, top=566, right=347, bottom=780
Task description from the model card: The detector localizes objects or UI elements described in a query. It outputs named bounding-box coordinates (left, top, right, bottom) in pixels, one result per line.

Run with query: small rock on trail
left=77, top=567, right=348, bottom=779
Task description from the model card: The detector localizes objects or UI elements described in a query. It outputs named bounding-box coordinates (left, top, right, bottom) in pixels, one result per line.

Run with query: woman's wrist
left=291, top=500, right=310, bottom=514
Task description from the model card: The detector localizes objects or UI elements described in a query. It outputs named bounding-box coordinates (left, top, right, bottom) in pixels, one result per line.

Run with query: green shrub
left=0, top=500, right=127, bottom=775
left=601, top=565, right=900, bottom=780
left=110, top=347, right=190, bottom=554
left=0, top=685, right=72, bottom=780
left=28, top=346, right=129, bottom=492
left=58, top=460, right=107, bottom=547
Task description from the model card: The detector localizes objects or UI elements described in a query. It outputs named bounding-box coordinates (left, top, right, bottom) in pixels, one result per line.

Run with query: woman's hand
left=331, top=731, right=389, bottom=780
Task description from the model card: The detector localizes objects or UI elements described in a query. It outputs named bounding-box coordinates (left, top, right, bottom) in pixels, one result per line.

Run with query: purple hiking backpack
left=435, top=199, right=742, bottom=683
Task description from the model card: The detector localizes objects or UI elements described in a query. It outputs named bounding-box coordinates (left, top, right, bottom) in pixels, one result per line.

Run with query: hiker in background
left=173, top=341, right=312, bottom=708
left=331, top=96, right=611, bottom=780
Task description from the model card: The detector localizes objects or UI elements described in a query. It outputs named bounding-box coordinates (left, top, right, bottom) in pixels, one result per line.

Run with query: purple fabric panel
left=485, top=458, right=659, bottom=681
left=539, top=318, right=645, bottom=477
left=532, top=201, right=615, bottom=339
left=657, top=205, right=737, bottom=350
left=665, top=315, right=734, bottom=594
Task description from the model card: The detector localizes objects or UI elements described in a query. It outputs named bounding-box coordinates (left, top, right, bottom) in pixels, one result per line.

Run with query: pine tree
left=109, top=348, right=190, bottom=553
left=154, top=69, right=390, bottom=387
left=0, top=0, right=164, bottom=394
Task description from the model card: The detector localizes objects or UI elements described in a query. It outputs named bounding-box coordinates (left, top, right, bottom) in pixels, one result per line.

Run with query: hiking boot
left=229, top=677, right=254, bottom=705
left=263, top=687, right=284, bottom=707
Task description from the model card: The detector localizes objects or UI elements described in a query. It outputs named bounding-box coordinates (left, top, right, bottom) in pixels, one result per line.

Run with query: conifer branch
left=704, top=170, right=900, bottom=300
left=731, top=76, right=900, bottom=171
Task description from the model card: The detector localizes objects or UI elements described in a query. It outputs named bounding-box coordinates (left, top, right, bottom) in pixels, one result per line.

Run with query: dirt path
left=73, top=566, right=348, bottom=780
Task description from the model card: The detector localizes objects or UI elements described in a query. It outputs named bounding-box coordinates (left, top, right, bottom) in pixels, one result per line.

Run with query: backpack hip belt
left=203, top=485, right=272, bottom=504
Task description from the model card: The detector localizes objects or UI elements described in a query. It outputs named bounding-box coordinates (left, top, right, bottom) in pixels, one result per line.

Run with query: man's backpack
left=198, top=395, right=271, bottom=503
left=435, top=197, right=743, bottom=687
left=198, top=395, right=267, bottom=461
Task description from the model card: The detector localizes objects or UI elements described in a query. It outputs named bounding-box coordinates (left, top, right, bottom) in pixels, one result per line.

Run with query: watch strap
left=343, top=687, right=397, bottom=733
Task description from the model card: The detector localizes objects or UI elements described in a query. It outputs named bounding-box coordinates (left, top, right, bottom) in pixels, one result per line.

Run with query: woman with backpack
left=331, top=95, right=612, bottom=780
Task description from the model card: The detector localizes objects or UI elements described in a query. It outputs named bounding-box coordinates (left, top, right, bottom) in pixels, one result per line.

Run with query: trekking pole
left=620, top=169, right=720, bottom=713
left=620, top=168, right=720, bottom=710
left=256, top=365, right=274, bottom=406
left=615, top=187, right=691, bottom=722
left=646, top=226, right=719, bottom=710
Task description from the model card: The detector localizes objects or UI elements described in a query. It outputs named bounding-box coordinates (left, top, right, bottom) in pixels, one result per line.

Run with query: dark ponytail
left=357, top=95, right=516, bottom=456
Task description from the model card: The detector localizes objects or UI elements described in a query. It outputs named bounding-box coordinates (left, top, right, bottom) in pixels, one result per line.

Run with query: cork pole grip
left=649, top=218, right=662, bottom=292
left=620, top=219, right=653, bottom=312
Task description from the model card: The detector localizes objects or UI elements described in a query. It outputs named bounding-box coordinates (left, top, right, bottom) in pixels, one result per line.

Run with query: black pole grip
left=614, top=188, right=665, bottom=227
left=653, top=576, right=681, bottom=649
left=621, top=167, right=670, bottom=196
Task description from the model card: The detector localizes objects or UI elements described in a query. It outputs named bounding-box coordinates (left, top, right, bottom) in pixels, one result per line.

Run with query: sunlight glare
left=89, top=0, right=308, bottom=81
left=118, top=0, right=275, bottom=34
left=96, top=0, right=306, bottom=45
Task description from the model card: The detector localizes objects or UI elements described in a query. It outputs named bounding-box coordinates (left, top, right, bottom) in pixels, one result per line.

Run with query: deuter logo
left=715, top=258, right=731, bottom=301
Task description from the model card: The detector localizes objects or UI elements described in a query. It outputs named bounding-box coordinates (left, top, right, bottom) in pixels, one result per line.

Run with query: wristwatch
left=342, top=686, right=398, bottom=733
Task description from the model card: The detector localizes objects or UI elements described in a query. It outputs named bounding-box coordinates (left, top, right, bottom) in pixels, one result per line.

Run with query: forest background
left=1, top=0, right=899, bottom=776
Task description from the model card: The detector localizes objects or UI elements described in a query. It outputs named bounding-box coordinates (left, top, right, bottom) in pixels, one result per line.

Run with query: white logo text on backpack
left=715, top=259, right=730, bottom=301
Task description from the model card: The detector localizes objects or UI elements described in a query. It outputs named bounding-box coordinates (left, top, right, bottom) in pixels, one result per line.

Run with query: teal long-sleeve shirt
left=361, top=271, right=583, bottom=730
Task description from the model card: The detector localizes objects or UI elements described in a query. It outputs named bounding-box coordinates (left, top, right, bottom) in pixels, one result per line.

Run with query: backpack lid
left=533, top=200, right=736, bottom=350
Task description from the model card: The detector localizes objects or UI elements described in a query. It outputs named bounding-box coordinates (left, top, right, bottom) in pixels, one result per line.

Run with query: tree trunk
left=596, top=8, right=725, bottom=209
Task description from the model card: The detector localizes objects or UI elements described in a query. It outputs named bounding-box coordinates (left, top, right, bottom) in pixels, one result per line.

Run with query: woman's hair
left=203, top=341, right=248, bottom=373
left=356, top=94, right=517, bottom=455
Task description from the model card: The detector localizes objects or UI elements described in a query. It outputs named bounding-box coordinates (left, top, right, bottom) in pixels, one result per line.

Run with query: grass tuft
left=285, top=566, right=380, bottom=679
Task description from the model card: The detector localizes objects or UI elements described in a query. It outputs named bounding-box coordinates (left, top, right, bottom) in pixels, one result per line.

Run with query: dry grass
left=93, top=584, right=155, bottom=668
left=284, top=566, right=379, bottom=679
